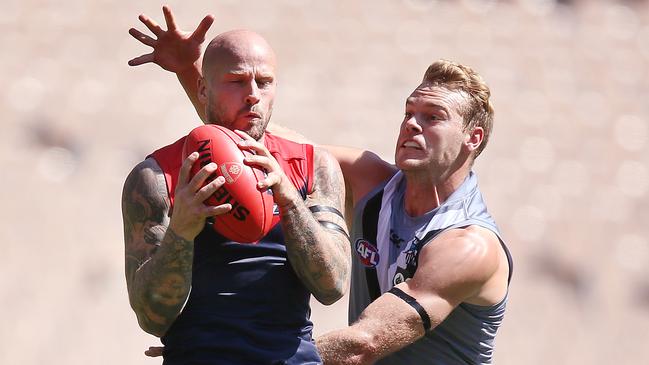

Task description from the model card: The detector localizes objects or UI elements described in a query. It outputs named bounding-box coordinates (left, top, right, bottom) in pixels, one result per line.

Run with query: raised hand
left=128, top=5, right=214, bottom=73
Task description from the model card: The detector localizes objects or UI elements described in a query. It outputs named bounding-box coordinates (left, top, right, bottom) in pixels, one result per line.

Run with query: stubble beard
left=206, top=104, right=272, bottom=141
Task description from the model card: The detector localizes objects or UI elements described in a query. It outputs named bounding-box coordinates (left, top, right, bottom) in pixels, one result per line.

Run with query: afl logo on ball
left=220, top=162, right=243, bottom=184
left=355, top=239, right=380, bottom=267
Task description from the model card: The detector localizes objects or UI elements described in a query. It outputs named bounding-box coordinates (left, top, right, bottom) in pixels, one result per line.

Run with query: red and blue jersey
left=150, top=131, right=320, bottom=365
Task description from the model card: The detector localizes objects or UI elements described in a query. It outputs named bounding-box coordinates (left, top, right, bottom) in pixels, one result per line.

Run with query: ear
left=464, top=126, right=484, bottom=153
left=197, top=77, right=208, bottom=105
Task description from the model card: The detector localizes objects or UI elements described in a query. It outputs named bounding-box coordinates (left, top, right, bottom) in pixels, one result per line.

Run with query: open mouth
left=402, top=141, right=422, bottom=149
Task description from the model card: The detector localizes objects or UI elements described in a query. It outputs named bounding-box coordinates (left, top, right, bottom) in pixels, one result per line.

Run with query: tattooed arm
left=122, top=154, right=231, bottom=336
left=237, top=132, right=351, bottom=305
left=122, top=158, right=185, bottom=337
left=281, top=147, right=351, bottom=304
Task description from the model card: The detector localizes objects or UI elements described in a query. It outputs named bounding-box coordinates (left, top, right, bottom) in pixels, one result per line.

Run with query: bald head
left=197, top=29, right=278, bottom=140
left=202, top=29, right=277, bottom=81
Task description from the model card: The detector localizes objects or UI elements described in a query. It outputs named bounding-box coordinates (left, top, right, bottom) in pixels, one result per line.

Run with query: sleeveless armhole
left=442, top=220, right=514, bottom=285
left=148, top=136, right=186, bottom=210
left=305, top=143, right=315, bottom=195
left=362, top=190, right=384, bottom=302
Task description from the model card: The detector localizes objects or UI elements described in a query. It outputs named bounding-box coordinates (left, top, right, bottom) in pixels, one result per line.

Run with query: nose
left=403, top=114, right=422, bottom=133
left=244, top=80, right=260, bottom=106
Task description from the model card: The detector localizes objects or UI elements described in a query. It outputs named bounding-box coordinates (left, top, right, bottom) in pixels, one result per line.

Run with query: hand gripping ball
left=182, top=125, right=275, bottom=243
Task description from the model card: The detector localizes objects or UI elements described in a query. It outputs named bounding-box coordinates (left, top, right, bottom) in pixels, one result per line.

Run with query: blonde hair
left=422, top=60, right=494, bottom=158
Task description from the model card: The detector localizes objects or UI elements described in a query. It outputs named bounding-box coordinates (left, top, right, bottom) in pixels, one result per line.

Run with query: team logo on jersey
left=355, top=239, right=380, bottom=267
left=220, top=162, right=243, bottom=184
left=393, top=272, right=405, bottom=285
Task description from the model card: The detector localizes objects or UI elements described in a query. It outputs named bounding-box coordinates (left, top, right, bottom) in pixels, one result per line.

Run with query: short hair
left=422, top=60, right=494, bottom=158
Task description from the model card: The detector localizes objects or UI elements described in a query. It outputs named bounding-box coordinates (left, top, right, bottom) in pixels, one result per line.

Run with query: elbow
left=314, top=287, right=345, bottom=306
left=351, top=331, right=381, bottom=365
left=313, top=275, right=348, bottom=305
left=317, top=259, right=351, bottom=306
left=358, top=340, right=381, bottom=364
left=135, top=311, right=170, bottom=338
left=317, top=328, right=378, bottom=365
left=140, top=323, right=165, bottom=338
left=130, top=297, right=172, bottom=338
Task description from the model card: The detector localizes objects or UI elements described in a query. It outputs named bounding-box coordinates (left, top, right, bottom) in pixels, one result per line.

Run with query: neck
left=402, top=166, right=470, bottom=217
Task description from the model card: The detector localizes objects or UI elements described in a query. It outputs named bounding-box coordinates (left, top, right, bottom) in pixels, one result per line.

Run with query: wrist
left=275, top=189, right=301, bottom=213
left=167, top=222, right=199, bottom=243
left=176, top=61, right=201, bottom=77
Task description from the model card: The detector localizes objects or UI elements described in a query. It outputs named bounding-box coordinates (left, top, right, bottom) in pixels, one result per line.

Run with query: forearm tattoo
left=280, top=150, right=351, bottom=304
left=122, top=159, right=193, bottom=336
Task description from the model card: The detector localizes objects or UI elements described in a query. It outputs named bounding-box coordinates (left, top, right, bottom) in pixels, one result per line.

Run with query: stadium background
left=2, top=0, right=648, bottom=364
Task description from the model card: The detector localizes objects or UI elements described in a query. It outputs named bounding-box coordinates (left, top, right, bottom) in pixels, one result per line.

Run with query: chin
left=244, top=123, right=267, bottom=141
left=396, top=151, right=422, bottom=168
left=396, top=159, right=421, bottom=171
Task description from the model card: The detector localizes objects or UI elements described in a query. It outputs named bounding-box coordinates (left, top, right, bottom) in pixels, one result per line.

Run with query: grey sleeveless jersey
left=349, top=171, right=512, bottom=365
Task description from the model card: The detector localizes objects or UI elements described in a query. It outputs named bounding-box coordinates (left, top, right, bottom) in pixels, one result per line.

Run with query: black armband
left=308, top=205, right=344, bottom=219
left=317, top=220, right=349, bottom=240
left=309, top=205, right=348, bottom=239
left=387, top=287, right=431, bottom=332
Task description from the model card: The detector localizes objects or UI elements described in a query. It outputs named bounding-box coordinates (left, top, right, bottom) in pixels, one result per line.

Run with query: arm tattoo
left=280, top=148, right=351, bottom=305
left=122, top=158, right=194, bottom=336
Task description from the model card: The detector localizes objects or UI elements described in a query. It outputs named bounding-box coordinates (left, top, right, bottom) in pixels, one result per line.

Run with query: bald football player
left=123, top=8, right=350, bottom=364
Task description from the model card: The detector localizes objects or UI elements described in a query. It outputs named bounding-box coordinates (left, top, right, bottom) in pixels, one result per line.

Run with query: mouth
left=242, top=111, right=262, bottom=119
left=401, top=140, right=423, bottom=150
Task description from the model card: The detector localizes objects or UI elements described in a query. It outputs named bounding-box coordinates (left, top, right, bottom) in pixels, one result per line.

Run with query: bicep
left=306, top=147, right=348, bottom=231
left=405, top=228, right=501, bottom=319
left=344, top=261, right=472, bottom=362
left=321, top=145, right=396, bottom=205
left=121, top=158, right=171, bottom=289
left=352, top=229, right=502, bottom=358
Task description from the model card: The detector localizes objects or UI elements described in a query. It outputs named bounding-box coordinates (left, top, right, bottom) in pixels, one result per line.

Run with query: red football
left=182, top=125, right=275, bottom=243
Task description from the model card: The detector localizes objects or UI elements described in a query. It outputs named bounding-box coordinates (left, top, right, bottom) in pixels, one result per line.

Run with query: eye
left=403, top=112, right=413, bottom=120
left=257, top=78, right=273, bottom=88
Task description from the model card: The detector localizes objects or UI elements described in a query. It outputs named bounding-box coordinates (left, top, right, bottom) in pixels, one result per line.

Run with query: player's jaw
left=207, top=106, right=270, bottom=140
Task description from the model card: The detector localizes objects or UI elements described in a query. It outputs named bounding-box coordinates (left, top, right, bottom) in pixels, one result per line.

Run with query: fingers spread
left=128, top=53, right=154, bottom=66
left=191, top=15, right=215, bottom=42
left=162, top=5, right=178, bottom=31
left=128, top=28, right=156, bottom=47
left=139, top=14, right=164, bottom=36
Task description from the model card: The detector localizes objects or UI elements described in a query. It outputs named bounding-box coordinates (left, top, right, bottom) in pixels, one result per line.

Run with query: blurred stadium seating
left=1, top=0, right=648, bottom=364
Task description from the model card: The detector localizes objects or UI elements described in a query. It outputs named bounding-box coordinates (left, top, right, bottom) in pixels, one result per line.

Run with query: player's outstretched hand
left=128, top=5, right=214, bottom=73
